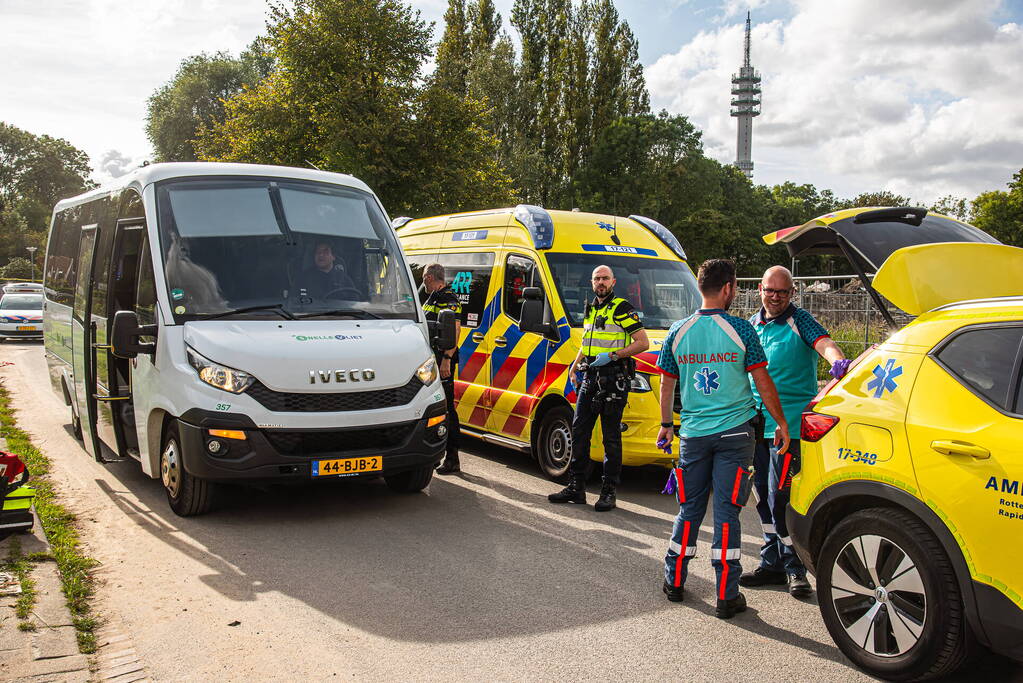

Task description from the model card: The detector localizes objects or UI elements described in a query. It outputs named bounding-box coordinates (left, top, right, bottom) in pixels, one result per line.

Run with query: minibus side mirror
left=111, top=311, right=157, bottom=359
left=519, top=287, right=558, bottom=339
left=435, top=309, right=458, bottom=352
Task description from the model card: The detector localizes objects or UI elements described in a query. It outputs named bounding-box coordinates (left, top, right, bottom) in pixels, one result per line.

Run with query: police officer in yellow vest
left=421, top=263, right=462, bottom=474
left=549, top=265, right=649, bottom=511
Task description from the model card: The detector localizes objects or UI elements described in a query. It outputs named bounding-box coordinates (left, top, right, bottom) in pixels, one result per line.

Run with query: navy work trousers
left=664, top=420, right=756, bottom=601
left=568, top=374, right=626, bottom=484
left=752, top=439, right=805, bottom=576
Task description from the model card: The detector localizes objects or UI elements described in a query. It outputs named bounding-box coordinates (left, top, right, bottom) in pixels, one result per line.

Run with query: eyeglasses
left=761, top=287, right=793, bottom=297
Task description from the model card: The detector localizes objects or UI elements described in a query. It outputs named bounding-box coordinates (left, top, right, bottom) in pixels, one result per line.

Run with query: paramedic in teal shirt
left=739, top=266, right=848, bottom=598
left=655, top=259, right=790, bottom=619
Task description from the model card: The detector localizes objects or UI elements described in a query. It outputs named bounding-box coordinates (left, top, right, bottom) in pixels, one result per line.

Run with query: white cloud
left=0, top=0, right=266, bottom=183
left=645, top=0, right=1023, bottom=203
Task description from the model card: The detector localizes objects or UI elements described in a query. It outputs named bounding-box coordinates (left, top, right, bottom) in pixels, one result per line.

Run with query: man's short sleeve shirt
left=657, top=309, right=766, bottom=438
left=749, top=304, right=830, bottom=435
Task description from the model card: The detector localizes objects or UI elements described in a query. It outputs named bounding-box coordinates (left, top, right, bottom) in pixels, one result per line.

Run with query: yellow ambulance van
left=395, top=205, right=700, bottom=478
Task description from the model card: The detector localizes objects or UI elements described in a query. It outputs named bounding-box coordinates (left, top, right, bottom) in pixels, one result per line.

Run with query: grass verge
left=1, top=536, right=37, bottom=631
left=0, top=380, right=98, bottom=653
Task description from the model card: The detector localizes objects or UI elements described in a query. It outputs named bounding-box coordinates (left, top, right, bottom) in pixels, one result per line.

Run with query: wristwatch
left=660, top=422, right=675, bottom=428
left=609, top=351, right=619, bottom=361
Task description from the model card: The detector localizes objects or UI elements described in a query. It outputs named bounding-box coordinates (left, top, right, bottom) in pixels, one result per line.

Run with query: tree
left=971, top=169, right=1023, bottom=247
left=0, top=122, right=92, bottom=265
left=845, top=190, right=911, bottom=208
left=145, top=48, right=268, bottom=162
left=434, top=0, right=470, bottom=94
left=197, top=0, right=513, bottom=215
left=467, top=0, right=501, bottom=56
left=930, top=194, right=968, bottom=220
left=0, top=256, right=33, bottom=280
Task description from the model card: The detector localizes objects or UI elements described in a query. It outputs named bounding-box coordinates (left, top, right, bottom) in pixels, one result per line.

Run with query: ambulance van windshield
left=545, top=253, right=701, bottom=330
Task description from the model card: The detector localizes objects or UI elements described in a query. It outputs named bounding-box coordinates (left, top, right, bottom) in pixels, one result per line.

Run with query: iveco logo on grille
left=309, top=369, right=376, bottom=384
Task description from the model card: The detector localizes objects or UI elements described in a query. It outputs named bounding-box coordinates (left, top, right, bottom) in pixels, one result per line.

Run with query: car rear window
left=936, top=326, right=1023, bottom=413
left=0, top=295, right=43, bottom=310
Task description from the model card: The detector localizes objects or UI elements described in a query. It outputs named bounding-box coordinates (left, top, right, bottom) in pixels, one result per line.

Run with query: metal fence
left=733, top=275, right=912, bottom=356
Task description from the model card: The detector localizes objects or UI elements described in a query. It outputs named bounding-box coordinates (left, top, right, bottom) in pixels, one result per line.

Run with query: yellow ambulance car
left=394, top=205, right=700, bottom=478
left=765, top=207, right=1023, bottom=680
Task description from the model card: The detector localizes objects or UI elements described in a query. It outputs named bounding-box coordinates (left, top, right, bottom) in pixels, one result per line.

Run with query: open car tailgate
left=872, top=242, right=1023, bottom=315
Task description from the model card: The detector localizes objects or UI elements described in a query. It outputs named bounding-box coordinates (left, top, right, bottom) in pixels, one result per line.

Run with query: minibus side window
left=503, top=253, right=543, bottom=323
left=136, top=239, right=158, bottom=337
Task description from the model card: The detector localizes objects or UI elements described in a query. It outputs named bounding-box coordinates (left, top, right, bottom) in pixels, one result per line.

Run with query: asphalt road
left=1, top=341, right=1019, bottom=682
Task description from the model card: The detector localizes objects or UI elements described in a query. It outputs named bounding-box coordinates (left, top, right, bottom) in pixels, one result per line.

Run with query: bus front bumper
left=175, top=404, right=447, bottom=483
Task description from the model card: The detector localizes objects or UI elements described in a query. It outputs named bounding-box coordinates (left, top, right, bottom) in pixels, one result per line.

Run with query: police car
left=0, top=284, right=44, bottom=342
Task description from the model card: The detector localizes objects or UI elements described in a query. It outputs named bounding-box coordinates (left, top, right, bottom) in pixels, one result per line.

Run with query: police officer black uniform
left=548, top=265, right=649, bottom=511
left=421, top=263, right=462, bottom=474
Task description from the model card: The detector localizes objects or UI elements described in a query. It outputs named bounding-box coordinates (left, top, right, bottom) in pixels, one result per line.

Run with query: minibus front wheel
left=161, top=421, right=217, bottom=517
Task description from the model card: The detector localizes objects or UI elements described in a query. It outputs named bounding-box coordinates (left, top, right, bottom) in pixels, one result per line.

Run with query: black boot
left=715, top=592, right=747, bottom=619
left=594, top=478, right=617, bottom=512
left=788, top=573, right=812, bottom=598
left=436, top=455, right=460, bottom=475
left=662, top=580, right=685, bottom=603
left=739, top=566, right=787, bottom=587
left=548, top=474, right=586, bottom=504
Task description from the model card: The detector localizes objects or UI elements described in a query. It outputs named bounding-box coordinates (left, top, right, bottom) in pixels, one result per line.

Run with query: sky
left=2, top=0, right=1022, bottom=205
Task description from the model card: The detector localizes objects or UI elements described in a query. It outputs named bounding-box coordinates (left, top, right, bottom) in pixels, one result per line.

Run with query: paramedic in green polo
left=655, top=259, right=790, bottom=619
left=739, top=265, right=849, bottom=598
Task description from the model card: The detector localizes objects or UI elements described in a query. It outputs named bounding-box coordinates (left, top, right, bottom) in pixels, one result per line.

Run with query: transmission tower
left=730, top=11, right=761, bottom=178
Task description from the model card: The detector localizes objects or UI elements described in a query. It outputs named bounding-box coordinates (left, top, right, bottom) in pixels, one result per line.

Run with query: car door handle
left=472, top=332, right=485, bottom=343
left=931, top=440, right=990, bottom=459
left=493, top=336, right=508, bottom=347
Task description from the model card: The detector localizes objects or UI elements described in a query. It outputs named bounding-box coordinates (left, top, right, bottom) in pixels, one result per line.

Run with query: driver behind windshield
left=298, top=242, right=355, bottom=299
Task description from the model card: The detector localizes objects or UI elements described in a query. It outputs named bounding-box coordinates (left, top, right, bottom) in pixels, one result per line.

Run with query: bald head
left=760, top=265, right=795, bottom=317
left=591, top=265, right=615, bottom=299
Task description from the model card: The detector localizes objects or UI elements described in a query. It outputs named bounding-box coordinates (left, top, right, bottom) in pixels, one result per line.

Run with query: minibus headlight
left=416, top=357, right=438, bottom=385
left=631, top=373, right=652, bottom=393
left=186, top=347, right=255, bottom=394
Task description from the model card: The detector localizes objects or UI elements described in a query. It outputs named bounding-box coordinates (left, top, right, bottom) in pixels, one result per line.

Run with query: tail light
left=801, top=411, right=839, bottom=442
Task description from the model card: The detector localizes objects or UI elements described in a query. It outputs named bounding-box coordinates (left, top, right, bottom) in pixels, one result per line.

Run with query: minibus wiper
left=192, top=305, right=297, bottom=321
left=294, top=309, right=381, bottom=319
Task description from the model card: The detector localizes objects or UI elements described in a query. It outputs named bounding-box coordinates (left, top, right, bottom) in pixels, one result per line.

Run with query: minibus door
left=93, top=220, right=147, bottom=460
left=71, top=227, right=102, bottom=460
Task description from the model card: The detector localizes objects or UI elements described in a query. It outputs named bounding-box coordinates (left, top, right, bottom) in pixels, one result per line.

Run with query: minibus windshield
left=155, top=178, right=417, bottom=322
left=545, top=253, right=701, bottom=330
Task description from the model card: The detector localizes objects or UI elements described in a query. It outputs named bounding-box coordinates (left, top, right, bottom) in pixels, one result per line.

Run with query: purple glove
left=656, top=438, right=672, bottom=455
left=829, top=358, right=852, bottom=379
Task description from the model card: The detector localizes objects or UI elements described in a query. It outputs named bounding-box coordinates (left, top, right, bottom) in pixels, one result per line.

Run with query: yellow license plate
left=17, top=326, right=37, bottom=331
left=312, top=456, right=382, bottom=477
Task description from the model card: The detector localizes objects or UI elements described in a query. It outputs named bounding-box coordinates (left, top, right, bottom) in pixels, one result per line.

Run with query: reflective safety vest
left=581, top=296, right=637, bottom=357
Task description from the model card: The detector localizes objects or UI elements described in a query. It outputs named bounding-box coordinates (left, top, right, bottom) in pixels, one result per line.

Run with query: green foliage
left=435, top=0, right=470, bottom=94
left=970, top=169, right=1023, bottom=247
left=145, top=48, right=267, bottom=162
left=845, top=190, right=912, bottom=208
left=0, top=382, right=99, bottom=653
left=0, top=256, right=34, bottom=279
left=0, top=122, right=92, bottom=266
left=198, top=0, right=512, bottom=215
left=930, top=194, right=969, bottom=220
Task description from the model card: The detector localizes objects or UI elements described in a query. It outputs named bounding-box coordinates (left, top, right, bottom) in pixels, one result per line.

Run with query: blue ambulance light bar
left=514, top=204, right=555, bottom=250
left=629, top=215, right=687, bottom=261
left=391, top=216, right=414, bottom=230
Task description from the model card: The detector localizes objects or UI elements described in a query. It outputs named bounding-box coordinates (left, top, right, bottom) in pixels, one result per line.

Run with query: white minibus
left=44, top=163, right=454, bottom=515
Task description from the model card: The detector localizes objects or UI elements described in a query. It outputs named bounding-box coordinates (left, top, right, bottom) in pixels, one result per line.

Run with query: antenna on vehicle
left=305, top=160, right=324, bottom=171
left=610, top=219, right=621, bottom=245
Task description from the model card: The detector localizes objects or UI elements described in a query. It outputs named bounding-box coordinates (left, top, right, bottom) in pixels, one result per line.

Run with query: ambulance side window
left=503, top=253, right=543, bottom=323
left=936, top=325, right=1023, bottom=414
left=433, top=252, right=495, bottom=329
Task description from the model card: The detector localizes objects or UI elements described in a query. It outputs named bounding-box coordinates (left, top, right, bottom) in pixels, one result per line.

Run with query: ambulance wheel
left=161, top=422, right=216, bottom=517
left=536, top=406, right=573, bottom=480
left=816, top=507, right=968, bottom=681
left=385, top=464, right=434, bottom=493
